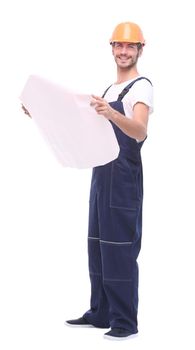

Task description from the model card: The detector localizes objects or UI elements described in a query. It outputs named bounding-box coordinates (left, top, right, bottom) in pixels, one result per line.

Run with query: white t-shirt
left=104, top=76, right=153, bottom=118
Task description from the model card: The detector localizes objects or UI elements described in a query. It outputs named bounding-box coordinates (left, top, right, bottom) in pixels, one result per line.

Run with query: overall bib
left=83, top=77, right=151, bottom=332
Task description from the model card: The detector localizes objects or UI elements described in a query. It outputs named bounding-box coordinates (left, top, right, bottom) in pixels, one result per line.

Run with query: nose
left=120, top=45, right=128, bottom=54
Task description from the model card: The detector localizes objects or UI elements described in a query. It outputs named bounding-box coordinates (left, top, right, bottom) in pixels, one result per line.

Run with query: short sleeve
left=129, top=79, right=154, bottom=114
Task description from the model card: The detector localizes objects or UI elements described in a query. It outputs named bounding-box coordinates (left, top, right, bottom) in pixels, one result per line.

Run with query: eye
left=128, top=44, right=136, bottom=49
left=114, top=42, right=122, bottom=48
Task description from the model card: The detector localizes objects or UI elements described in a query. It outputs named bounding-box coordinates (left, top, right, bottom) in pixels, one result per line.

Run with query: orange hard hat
left=110, top=22, right=145, bottom=45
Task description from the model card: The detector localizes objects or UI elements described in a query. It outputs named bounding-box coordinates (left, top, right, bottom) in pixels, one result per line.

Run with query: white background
left=0, top=0, right=195, bottom=349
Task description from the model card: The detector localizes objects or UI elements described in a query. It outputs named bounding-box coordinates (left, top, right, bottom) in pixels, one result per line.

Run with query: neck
left=116, top=67, right=139, bottom=84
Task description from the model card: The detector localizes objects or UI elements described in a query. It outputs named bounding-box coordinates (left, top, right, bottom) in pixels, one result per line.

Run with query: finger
left=90, top=98, right=97, bottom=107
left=90, top=97, right=104, bottom=108
left=95, top=106, right=106, bottom=114
left=91, top=94, right=103, bottom=102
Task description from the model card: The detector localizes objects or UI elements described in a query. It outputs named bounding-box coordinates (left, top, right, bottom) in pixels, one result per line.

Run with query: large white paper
left=20, top=75, right=119, bottom=168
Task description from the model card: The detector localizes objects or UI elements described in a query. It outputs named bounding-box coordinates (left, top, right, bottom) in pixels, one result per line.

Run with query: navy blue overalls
left=83, top=77, right=152, bottom=332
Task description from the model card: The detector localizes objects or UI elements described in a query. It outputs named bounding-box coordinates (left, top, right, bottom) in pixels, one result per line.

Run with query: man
left=66, top=21, right=153, bottom=340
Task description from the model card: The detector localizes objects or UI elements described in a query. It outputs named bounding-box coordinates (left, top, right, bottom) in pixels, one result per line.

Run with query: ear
left=138, top=47, right=143, bottom=57
left=111, top=43, right=115, bottom=56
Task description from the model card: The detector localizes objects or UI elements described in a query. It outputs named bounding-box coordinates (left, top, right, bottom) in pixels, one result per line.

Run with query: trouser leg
left=100, top=238, right=141, bottom=332
left=83, top=194, right=110, bottom=328
left=100, top=206, right=142, bottom=332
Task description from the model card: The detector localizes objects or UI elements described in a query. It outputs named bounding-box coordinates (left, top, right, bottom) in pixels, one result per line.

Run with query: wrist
left=109, top=108, right=118, bottom=121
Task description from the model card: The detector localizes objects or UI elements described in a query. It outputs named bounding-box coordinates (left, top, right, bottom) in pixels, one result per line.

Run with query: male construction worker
left=66, top=21, right=153, bottom=340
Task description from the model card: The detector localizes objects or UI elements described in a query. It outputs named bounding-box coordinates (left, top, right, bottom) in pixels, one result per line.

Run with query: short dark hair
left=137, top=43, right=143, bottom=50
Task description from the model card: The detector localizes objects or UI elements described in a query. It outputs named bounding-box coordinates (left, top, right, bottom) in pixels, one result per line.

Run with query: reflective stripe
left=88, top=237, right=133, bottom=245
left=100, top=240, right=133, bottom=245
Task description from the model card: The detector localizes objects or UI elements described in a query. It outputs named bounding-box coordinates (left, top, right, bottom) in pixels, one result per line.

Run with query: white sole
left=64, top=321, right=94, bottom=328
left=104, top=333, right=138, bottom=341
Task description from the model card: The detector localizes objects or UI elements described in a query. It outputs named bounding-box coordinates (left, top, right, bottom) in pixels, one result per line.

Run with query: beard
left=115, top=52, right=139, bottom=70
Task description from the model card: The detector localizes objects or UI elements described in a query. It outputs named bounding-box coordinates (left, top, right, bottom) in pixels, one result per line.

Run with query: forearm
left=91, top=95, right=148, bottom=142
left=109, top=109, right=147, bottom=141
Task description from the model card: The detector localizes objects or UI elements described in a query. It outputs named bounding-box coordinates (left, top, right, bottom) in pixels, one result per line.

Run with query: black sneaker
left=104, top=328, right=138, bottom=340
left=65, top=317, right=94, bottom=328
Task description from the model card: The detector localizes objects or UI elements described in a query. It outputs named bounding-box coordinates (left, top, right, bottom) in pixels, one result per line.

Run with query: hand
left=90, top=95, right=115, bottom=120
left=21, top=104, right=31, bottom=118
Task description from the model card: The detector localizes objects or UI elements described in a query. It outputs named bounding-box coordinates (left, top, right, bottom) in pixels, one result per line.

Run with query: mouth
left=117, top=56, right=130, bottom=62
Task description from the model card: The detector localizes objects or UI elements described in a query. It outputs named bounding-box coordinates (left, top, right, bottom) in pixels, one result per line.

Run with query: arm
left=91, top=95, right=149, bottom=142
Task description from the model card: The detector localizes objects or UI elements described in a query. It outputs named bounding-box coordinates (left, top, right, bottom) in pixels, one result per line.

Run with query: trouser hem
left=83, top=314, right=110, bottom=329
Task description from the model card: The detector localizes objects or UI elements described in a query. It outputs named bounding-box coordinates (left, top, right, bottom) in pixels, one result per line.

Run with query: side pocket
left=110, top=157, right=142, bottom=210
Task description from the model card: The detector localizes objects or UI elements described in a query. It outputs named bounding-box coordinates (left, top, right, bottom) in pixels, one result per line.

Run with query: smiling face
left=112, top=42, right=142, bottom=70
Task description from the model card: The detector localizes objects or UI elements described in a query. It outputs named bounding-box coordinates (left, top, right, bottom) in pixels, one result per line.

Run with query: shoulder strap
left=117, top=77, right=152, bottom=101
left=102, top=85, right=112, bottom=98
left=102, top=76, right=152, bottom=100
